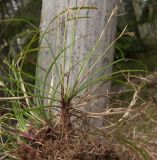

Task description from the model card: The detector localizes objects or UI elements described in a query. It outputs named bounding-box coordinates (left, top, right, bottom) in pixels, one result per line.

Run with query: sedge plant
left=0, top=6, right=150, bottom=160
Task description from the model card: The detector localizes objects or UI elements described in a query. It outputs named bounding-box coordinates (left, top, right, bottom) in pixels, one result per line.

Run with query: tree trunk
left=132, top=0, right=157, bottom=42
left=132, top=0, right=150, bottom=38
left=37, top=0, right=118, bottom=128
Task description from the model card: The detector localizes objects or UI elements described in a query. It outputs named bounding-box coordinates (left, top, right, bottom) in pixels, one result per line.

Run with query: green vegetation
left=0, top=1, right=157, bottom=160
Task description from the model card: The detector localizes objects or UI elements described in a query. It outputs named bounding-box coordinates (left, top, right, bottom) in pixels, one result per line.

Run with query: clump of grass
left=0, top=5, right=151, bottom=160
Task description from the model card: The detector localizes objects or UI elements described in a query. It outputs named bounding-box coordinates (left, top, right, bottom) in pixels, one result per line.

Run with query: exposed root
left=13, top=125, right=122, bottom=160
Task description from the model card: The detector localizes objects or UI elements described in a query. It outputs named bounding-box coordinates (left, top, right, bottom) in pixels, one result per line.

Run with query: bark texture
left=37, top=0, right=118, bottom=127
